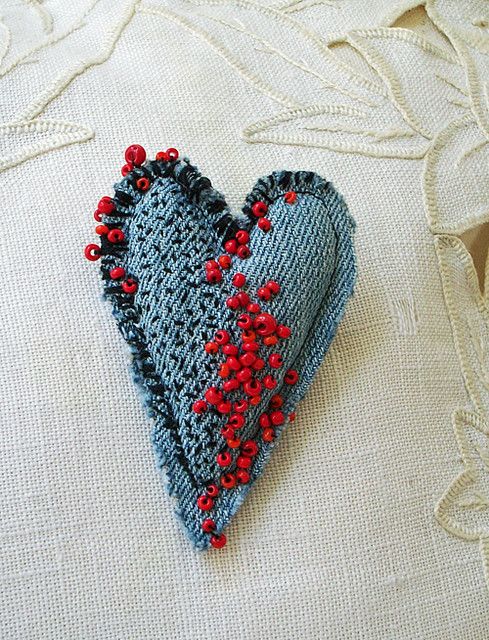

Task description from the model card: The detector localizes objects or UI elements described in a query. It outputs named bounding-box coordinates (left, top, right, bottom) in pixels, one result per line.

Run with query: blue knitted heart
left=87, top=147, right=356, bottom=550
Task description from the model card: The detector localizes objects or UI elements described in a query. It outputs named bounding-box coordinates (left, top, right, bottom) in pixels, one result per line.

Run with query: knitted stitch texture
left=97, top=154, right=356, bottom=549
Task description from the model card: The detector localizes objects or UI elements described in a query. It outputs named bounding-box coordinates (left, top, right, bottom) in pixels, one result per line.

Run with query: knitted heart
left=84, top=145, right=356, bottom=550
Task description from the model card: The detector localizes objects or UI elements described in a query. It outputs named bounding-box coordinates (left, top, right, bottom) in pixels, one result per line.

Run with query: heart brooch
left=84, top=145, right=356, bottom=549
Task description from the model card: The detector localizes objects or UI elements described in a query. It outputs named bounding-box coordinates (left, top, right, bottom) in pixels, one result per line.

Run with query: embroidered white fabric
left=1, top=1, right=489, bottom=638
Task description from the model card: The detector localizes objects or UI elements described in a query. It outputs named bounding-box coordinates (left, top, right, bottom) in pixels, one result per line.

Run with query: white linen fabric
left=1, top=1, right=489, bottom=638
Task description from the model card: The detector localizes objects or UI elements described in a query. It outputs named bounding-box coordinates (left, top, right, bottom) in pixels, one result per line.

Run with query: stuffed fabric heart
left=84, top=145, right=356, bottom=550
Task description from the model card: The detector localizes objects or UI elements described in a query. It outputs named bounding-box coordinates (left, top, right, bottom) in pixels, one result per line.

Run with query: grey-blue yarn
left=98, top=156, right=356, bottom=550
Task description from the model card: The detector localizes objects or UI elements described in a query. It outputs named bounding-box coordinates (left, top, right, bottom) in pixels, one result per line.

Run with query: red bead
left=110, top=266, right=125, bottom=280
left=166, top=147, right=179, bottom=161
left=263, top=335, right=278, bottom=347
left=236, top=367, right=252, bottom=383
left=197, top=495, right=214, bottom=511
left=84, top=243, right=101, bottom=261
left=284, top=191, right=297, bottom=204
left=206, top=484, right=219, bottom=498
left=253, top=312, right=277, bottom=336
left=125, top=144, right=146, bottom=166
left=223, top=378, right=240, bottom=393
left=237, top=313, right=252, bottom=330
left=205, top=386, right=222, bottom=405
left=121, top=163, right=133, bottom=176
left=276, top=324, right=291, bottom=339
left=234, top=399, right=248, bottom=413
left=192, top=400, right=208, bottom=414
left=258, top=218, right=271, bottom=232
left=232, top=273, right=246, bottom=288
left=242, top=341, right=259, bottom=353
left=226, top=296, right=240, bottom=310
left=237, top=291, right=250, bottom=307
left=269, top=394, right=283, bottom=409
left=236, top=455, right=251, bottom=469
left=267, top=280, right=280, bottom=295
left=262, top=375, right=277, bottom=390
left=215, top=330, right=230, bottom=345
left=237, top=245, right=251, bottom=260
left=219, top=363, right=231, bottom=378
left=121, top=279, right=137, bottom=294
left=221, top=426, right=235, bottom=440
left=98, top=196, right=115, bottom=214
left=239, top=352, right=256, bottom=367
left=247, top=302, right=261, bottom=314
left=269, top=353, right=283, bottom=369
left=226, top=356, right=241, bottom=371
left=250, top=395, right=262, bottom=406
left=241, top=440, right=258, bottom=457
left=252, top=201, right=268, bottom=218
left=236, top=469, right=250, bottom=484
left=95, top=224, right=109, bottom=235
left=228, top=413, right=245, bottom=430
left=221, top=473, right=237, bottom=489
left=285, top=369, right=299, bottom=385
left=94, top=210, right=103, bottom=222
left=216, top=452, right=232, bottom=467
left=270, top=410, right=285, bottom=426
left=218, top=255, right=231, bottom=269
left=252, top=358, right=265, bottom=371
left=206, top=260, right=219, bottom=271
left=236, top=230, right=250, bottom=245
left=227, top=437, right=241, bottom=449
left=224, top=239, right=238, bottom=254
left=243, top=379, right=261, bottom=397
left=210, top=533, right=227, bottom=549
left=257, top=286, right=271, bottom=301
left=206, top=269, right=222, bottom=284
left=222, top=344, right=238, bottom=356
left=217, top=400, right=232, bottom=414
left=107, top=229, right=125, bottom=243
left=205, top=341, right=219, bottom=355
left=262, top=428, right=275, bottom=443
left=156, top=151, right=169, bottom=162
left=241, top=330, right=256, bottom=343
left=289, top=412, right=296, bottom=422
left=259, top=414, right=271, bottom=428
left=136, top=177, right=150, bottom=191
left=202, top=518, right=216, bottom=533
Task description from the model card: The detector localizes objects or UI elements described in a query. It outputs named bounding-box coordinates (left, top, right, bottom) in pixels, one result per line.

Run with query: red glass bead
left=236, top=469, right=250, bottom=484
left=216, top=452, right=232, bottom=467
left=241, top=330, right=256, bottom=343
left=222, top=344, right=238, bottom=356
left=228, top=413, right=245, bottom=430
left=217, top=400, right=232, bottom=414
left=84, top=244, right=101, bottom=261
left=263, top=335, right=278, bottom=347
left=247, top=302, right=261, bottom=314
left=110, top=266, right=125, bottom=280
left=234, top=399, right=248, bottom=413
left=269, top=353, right=283, bottom=369
left=206, top=260, right=219, bottom=271
left=252, top=358, right=265, bottom=371
left=221, top=426, right=235, bottom=440
left=197, top=495, right=214, bottom=511
left=107, top=229, right=125, bottom=243
left=236, top=230, right=250, bottom=245
left=221, top=473, right=237, bottom=489
left=192, top=400, right=207, bottom=414
left=258, top=218, right=271, bottom=232
left=236, top=367, right=252, bottom=383
left=226, top=356, right=241, bottom=371
left=276, top=324, right=291, bottom=339
left=267, top=280, right=280, bottom=295
left=223, top=378, right=239, bottom=393
left=218, top=255, right=231, bottom=269
left=250, top=395, right=261, bottom=406
left=252, top=201, right=268, bottom=218
left=136, top=177, right=150, bottom=191
left=253, top=312, right=277, bottom=336
left=237, top=245, right=251, bottom=260
left=215, top=330, right=230, bottom=345
left=241, top=440, right=258, bottom=457
left=262, top=428, right=275, bottom=443
left=202, top=518, right=216, bottom=533
left=285, top=369, right=299, bottom=385
left=237, top=313, right=252, bottom=330
left=284, top=191, right=297, bottom=204
left=224, top=239, right=238, bottom=254
left=259, top=414, right=271, bottom=428
left=205, top=386, right=222, bottom=405
left=166, top=147, right=179, bottom=161
left=206, top=269, right=222, bottom=284
left=210, top=533, right=227, bottom=549
left=121, top=279, right=138, bottom=294
left=237, top=291, right=250, bottom=307
left=95, top=224, right=109, bottom=236
left=270, top=410, right=285, bottom=426
left=121, top=163, right=133, bottom=176
left=269, top=394, right=283, bottom=409
left=206, top=484, right=219, bottom=498
left=240, top=352, right=256, bottom=367
left=236, top=455, right=251, bottom=469
left=205, top=341, right=219, bottom=355
left=94, top=210, right=103, bottom=222
left=227, top=437, right=241, bottom=449
left=98, top=196, right=115, bottom=214
left=156, top=151, right=169, bottom=162
left=244, top=379, right=261, bottom=397
left=232, top=273, right=246, bottom=288
left=257, top=286, right=271, bottom=301
left=218, top=364, right=230, bottom=379
left=262, top=375, right=277, bottom=390
left=289, top=412, right=296, bottom=422
left=226, top=296, right=240, bottom=310
left=125, top=144, right=146, bottom=166
left=242, top=341, right=259, bottom=353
